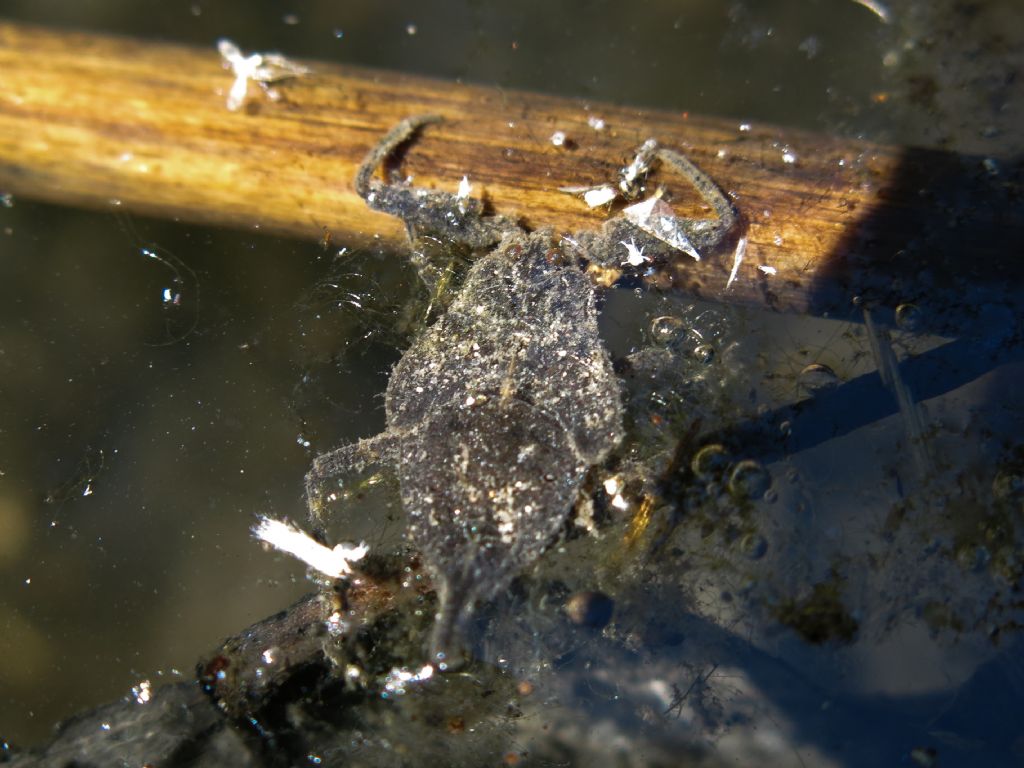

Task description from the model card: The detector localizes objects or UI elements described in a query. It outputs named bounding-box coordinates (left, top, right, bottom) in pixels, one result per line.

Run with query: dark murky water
left=1, top=1, right=1022, bottom=765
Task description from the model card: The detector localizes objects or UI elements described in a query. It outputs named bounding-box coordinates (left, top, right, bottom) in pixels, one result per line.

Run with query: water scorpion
left=305, top=115, right=738, bottom=665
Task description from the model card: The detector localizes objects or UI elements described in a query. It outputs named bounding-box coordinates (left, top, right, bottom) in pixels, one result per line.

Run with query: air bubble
left=740, top=533, right=768, bottom=559
left=693, top=344, right=715, bottom=364
left=728, top=460, right=771, bottom=500
left=564, top=590, right=614, bottom=628
left=798, top=363, right=839, bottom=394
left=895, top=303, right=922, bottom=331
left=691, top=444, right=729, bottom=479
left=650, top=315, right=686, bottom=346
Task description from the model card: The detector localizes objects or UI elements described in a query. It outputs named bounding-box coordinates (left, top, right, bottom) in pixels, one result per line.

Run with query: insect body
left=394, top=232, right=624, bottom=659
left=306, top=116, right=736, bottom=664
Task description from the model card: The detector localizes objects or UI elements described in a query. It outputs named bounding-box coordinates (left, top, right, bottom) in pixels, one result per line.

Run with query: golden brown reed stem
left=0, top=21, right=1018, bottom=330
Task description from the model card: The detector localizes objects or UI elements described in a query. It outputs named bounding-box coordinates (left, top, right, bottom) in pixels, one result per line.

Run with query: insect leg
left=654, top=147, right=738, bottom=242
left=354, top=115, right=443, bottom=199
left=353, top=115, right=518, bottom=250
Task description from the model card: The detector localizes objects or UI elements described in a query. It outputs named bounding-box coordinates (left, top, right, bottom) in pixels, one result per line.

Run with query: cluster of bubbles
left=614, top=300, right=777, bottom=567
left=622, top=300, right=746, bottom=454
left=647, top=309, right=727, bottom=366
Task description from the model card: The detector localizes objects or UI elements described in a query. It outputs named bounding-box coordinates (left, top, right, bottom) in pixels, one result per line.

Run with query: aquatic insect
left=306, top=116, right=737, bottom=664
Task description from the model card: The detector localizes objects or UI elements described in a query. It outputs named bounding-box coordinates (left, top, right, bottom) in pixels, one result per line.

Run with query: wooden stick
left=0, top=21, right=1019, bottom=331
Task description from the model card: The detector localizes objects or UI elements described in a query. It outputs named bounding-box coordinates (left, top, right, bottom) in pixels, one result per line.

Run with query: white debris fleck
left=550, top=130, right=568, bottom=147
left=781, top=149, right=797, bottom=164
left=757, top=264, right=778, bottom=275
left=405, top=23, right=418, bottom=35
left=739, top=123, right=752, bottom=132
left=727, top=236, right=748, bottom=289
left=580, top=185, right=618, bottom=208
left=252, top=515, right=368, bottom=578
left=622, top=197, right=701, bottom=261
left=382, top=664, right=434, bottom=696
left=611, top=494, right=630, bottom=511
left=131, top=679, right=152, bottom=705
left=456, top=175, right=472, bottom=199
left=603, top=476, right=623, bottom=496
left=620, top=238, right=647, bottom=267
left=326, top=610, right=349, bottom=637
left=587, top=115, right=606, bottom=131
left=217, top=39, right=310, bottom=111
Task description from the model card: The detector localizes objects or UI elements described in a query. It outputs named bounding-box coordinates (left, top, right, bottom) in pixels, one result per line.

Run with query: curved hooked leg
left=354, top=115, right=442, bottom=200
left=654, top=146, right=738, bottom=240
left=354, top=115, right=519, bottom=250
left=590, top=143, right=740, bottom=268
